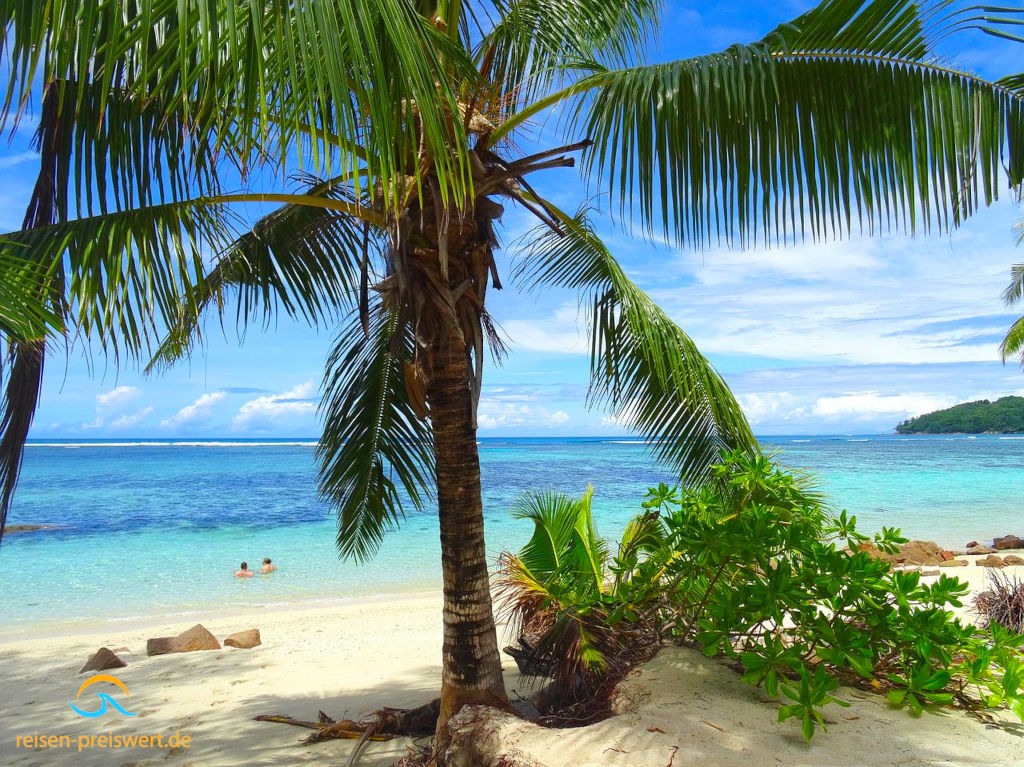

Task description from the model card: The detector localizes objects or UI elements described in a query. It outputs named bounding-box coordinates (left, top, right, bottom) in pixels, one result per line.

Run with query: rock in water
left=147, top=624, right=221, bottom=656
left=79, top=647, right=127, bottom=674
left=993, top=535, right=1024, bottom=551
left=2, top=524, right=56, bottom=534
left=977, top=555, right=1006, bottom=568
left=223, top=628, right=261, bottom=649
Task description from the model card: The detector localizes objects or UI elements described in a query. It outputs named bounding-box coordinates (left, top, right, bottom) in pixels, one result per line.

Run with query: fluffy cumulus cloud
left=811, top=392, right=956, bottom=420
left=500, top=304, right=592, bottom=355
left=81, top=386, right=146, bottom=430
left=647, top=205, right=1024, bottom=367
left=477, top=401, right=570, bottom=430
left=109, top=406, right=155, bottom=430
left=161, top=391, right=227, bottom=429
left=96, top=386, right=140, bottom=409
left=232, top=381, right=317, bottom=430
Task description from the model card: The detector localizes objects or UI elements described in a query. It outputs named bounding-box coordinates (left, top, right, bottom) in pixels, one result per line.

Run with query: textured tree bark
left=427, top=322, right=508, bottom=755
left=0, top=82, right=65, bottom=543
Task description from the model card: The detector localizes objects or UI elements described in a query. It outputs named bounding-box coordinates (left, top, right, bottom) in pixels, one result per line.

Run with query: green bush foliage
left=498, top=451, right=1024, bottom=740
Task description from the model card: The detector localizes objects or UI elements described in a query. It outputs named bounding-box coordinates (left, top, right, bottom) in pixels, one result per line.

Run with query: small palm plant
left=497, top=486, right=664, bottom=701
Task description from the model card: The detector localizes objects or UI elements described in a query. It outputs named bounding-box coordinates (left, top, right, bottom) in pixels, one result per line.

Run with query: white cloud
left=726, top=361, right=1024, bottom=433
left=478, top=401, right=570, bottom=430
left=162, top=391, right=227, bottom=428
left=644, top=202, right=1024, bottom=367
left=502, top=305, right=590, bottom=355
left=0, top=151, right=37, bottom=169
left=110, top=406, right=154, bottom=430
left=738, top=392, right=804, bottom=424
left=685, top=239, right=883, bottom=286
left=811, top=391, right=956, bottom=420
left=232, top=382, right=316, bottom=430
left=96, top=386, right=140, bottom=409
left=80, top=386, right=146, bottom=430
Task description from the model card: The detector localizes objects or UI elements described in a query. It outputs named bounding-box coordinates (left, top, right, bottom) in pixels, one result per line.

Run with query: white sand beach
left=2, top=561, right=1024, bottom=767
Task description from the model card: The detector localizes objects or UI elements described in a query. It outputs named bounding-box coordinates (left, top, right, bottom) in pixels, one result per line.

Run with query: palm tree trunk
left=0, top=82, right=65, bottom=545
left=427, top=323, right=507, bottom=749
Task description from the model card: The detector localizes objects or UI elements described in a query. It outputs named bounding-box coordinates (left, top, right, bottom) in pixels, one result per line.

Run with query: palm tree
left=3, top=0, right=1024, bottom=753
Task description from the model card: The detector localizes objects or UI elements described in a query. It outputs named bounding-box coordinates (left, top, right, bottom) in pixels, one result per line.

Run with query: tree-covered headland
left=897, top=397, right=1024, bottom=434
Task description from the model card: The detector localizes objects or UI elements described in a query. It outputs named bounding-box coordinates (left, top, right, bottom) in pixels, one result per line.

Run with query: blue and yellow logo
left=69, top=675, right=138, bottom=718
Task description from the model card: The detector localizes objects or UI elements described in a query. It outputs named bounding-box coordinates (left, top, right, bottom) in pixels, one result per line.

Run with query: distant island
left=896, top=396, right=1024, bottom=434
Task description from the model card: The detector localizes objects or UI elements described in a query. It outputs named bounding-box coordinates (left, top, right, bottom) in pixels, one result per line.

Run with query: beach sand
left=2, top=560, right=1024, bottom=766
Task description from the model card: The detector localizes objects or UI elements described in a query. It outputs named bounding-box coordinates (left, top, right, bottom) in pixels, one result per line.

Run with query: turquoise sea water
left=1, top=435, right=1022, bottom=633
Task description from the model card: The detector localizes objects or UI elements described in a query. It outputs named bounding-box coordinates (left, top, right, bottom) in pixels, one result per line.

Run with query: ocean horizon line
left=24, top=433, right=1024, bottom=447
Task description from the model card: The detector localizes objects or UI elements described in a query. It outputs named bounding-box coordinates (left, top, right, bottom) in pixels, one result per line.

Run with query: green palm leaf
left=0, top=252, right=63, bottom=341
left=0, top=200, right=234, bottom=360
left=512, top=489, right=582, bottom=576
left=572, top=47, right=1023, bottom=247
left=317, top=304, right=435, bottom=562
left=1000, top=314, right=1024, bottom=363
left=513, top=206, right=756, bottom=481
left=505, top=486, right=608, bottom=603
left=479, top=2, right=1024, bottom=245
left=146, top=178, right=373, bottom=373
left=762, top=0, right=1020, bottom=56
left=1001, top=221, right=1024, bottom=363
left=2, top=0, right=479, bottom=210
left=481, top=0, right=660, bottom=105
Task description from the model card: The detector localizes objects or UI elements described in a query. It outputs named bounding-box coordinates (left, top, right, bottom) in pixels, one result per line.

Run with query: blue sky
left=6, top=1, right=1024, bottom=438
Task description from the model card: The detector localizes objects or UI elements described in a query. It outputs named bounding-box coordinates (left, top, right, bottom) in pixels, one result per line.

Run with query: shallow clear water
left=1, top=435, right=1021, bottom=632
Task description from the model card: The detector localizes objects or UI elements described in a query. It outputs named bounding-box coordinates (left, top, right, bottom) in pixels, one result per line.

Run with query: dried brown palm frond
left=975, top=571, right=1024, bottom=633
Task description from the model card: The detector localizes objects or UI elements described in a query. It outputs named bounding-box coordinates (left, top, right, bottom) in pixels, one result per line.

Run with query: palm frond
left=617, top=511, right=665, bottom=562
left=0, top=252, right=63, bottom=341
left=565, top=2, right=1024, bottom=247
left=146, top=178, right=373, bottom=373
left=1002, top=311, right=1024, bottom=362
left=0, top=200, right=235, bottom=361
left=565, top=485, right=607, bottom=594
left=763, top=0, right=1020, bottom=57
left=480, top=0, right=661, bottom=106
left=512, top=489, right=583, bottom=576
left=2, top=0, right=479, bottom=210
left=1003, top=263, right=1024, bottom=306
left=513, top=206, right=756, bottom=482
left=317, top=304, right=435, bottom=562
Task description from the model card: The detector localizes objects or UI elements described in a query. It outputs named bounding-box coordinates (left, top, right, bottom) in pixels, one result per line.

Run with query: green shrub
left=498, top=450, right=1024, bottom=739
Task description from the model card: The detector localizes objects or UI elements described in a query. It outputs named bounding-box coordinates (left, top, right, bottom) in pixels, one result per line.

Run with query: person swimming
left=261, top=557, right=276, bottom=574
left=234, top=561, right=254, bottom=578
